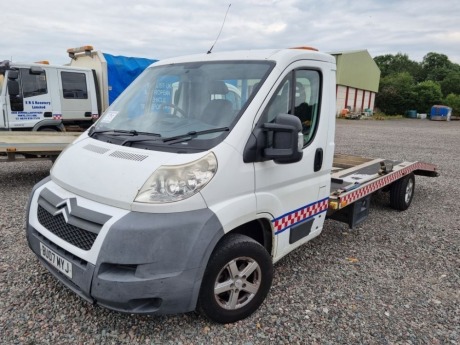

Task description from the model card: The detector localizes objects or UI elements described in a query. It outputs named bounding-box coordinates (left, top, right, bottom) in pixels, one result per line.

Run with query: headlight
left=135, top=152, right=217, bottom=203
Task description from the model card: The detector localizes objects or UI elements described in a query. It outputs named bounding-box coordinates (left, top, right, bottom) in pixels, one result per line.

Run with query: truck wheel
left=390, top=173, right=415, bottom=211
left=198, top=234, right=273, bottom=324
left=38, top=127, right=58, bottom=132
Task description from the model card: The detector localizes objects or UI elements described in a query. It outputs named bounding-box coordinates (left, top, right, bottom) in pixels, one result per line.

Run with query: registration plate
left=40, top=242, right=73, bottom=279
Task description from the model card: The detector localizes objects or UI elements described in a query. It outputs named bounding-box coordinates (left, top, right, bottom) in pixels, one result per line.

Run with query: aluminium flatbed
left=327, top=154, right=438, bottom=227
left=0, top=132, right=79, bottom=162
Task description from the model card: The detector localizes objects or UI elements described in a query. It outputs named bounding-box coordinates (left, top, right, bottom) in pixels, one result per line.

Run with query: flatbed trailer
left=328, top=154, right=438, bottom=227
left=0, top=132, right=78, bottom=162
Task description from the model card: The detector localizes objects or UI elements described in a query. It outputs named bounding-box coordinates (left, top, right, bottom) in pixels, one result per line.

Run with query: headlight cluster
left=135, top=152, right=217, bottom=203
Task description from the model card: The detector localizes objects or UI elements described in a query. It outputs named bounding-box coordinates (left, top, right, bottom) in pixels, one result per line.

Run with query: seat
left=201, top=81, right=234, bottom=127
left=294, top=82, right=312, bottom=125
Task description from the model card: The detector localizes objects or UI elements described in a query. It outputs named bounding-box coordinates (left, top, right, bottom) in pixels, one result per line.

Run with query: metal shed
left=329, top=50, right=381, bottom=116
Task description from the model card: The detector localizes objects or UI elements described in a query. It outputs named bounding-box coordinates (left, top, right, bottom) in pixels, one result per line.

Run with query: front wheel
left=390, top=173, right=415, bottom=211
left=198, top=234, right=273, bottom=324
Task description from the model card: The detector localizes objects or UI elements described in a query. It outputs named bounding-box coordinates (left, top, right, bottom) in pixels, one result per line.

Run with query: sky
left=1, top=0, right=459, bottom=66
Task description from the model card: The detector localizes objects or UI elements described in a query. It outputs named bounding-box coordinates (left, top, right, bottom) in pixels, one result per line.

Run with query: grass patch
left=369, top=112, right=404, bottom=120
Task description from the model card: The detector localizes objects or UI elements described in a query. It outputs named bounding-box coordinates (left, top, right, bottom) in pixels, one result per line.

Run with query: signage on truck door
left=8, top=68, right=51, bottom=128
left=253, top=67, right=330, bottom=260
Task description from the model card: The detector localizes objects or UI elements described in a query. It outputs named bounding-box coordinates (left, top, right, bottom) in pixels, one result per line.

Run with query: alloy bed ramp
left=329, top=154, right=438, bottom=211
left=0, top=132, right=79, bottom=161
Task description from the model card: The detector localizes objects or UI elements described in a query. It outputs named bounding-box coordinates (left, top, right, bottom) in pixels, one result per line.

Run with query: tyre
left=390, top=173, right=415, bottom=211
left=38, top=127, right=58, bottom=132
left=198, top=234, right=273, bottom=324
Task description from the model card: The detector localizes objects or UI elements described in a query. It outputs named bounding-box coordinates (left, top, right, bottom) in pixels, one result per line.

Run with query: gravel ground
left=1, top=118, right=459, bottom=344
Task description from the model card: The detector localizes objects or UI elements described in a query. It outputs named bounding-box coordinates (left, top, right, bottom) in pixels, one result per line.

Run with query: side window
left=263, top=77, right=291, bottom=123
left=261, top=70, right=321, bottom=147
left=20, top=68, right=47, bottom=98
left=61, top=72, right=88, bottom=99
left=293, top=70, right=321, bottom=145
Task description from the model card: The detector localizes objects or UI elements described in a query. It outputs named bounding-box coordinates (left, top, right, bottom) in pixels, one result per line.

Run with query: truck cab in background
left=0, top=46, right=156, bottom=132
left=1, top=60, right=98, bottom=131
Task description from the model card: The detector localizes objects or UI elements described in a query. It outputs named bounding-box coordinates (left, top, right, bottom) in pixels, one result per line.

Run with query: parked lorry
left=0, top=45, right=157, bottom=131
left=25, top=47, right=438, bottom=324
left=0, top=46, right=156, bottom=161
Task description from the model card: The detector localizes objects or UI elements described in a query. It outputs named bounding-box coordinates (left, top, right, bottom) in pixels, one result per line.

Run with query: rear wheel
left=198, top=234, right=273, bottom=324
left=390, top=173, right=415, bottom=211
left=37, top=126, right=59, bottom=132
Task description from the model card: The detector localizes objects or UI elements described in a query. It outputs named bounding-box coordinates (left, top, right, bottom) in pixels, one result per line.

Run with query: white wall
left=336, top=84, right=376, bottom=116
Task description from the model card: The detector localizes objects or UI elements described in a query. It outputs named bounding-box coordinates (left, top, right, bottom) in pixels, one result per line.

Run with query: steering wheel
left=160, top=103, right=186, bottom=118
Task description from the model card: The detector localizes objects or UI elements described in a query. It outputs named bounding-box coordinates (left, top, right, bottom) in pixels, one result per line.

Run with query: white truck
left=25, top=47, right=438, bottom=324
left=0, top=46, right=156, bottom=131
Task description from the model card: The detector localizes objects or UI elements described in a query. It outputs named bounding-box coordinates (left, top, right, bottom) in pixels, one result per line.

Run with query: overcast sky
left=1, top=0, right=459, bottom=66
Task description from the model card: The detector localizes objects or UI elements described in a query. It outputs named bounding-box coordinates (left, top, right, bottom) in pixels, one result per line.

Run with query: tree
left=440, top=72, right=460, bottom=97
left=444, top=93, right=460, bottom=115
left=420, top=52, right=453, bottom=82
left=375, top=72, right=417, bottom=115
left=374, top=53, right=421, bottom=80
left=412, top=81, right=443, bottom=114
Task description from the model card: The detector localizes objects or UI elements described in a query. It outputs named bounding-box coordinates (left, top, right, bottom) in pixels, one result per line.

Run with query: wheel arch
left=32, top=119, right=65, bottom=131
left=215, top=217, right=273, bottom=257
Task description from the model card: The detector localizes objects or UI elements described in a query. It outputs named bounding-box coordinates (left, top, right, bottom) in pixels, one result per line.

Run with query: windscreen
left=92, top=60, right=274, bottom=151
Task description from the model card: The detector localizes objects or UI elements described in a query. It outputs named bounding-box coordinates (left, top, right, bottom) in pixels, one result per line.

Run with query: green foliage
left=412, top=81, right=443, bottom=114
left=373, top=51, right=460, bottom=115
left=420, top=52, right=453, bottom=82
left=444, top=93, right=460, bottom=115
left=375, top=72, right=417, bottom=115
left=374, top=53, right=421, bottom=80
left=441, top=72, right=460, bottom=96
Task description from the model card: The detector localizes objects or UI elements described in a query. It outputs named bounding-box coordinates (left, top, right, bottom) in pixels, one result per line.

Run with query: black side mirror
left=243, top=114, right=303, bottom=164
left=7, top=78, right=23, bottom=111
left=7, top=70, right=19, bottom=80
left=264, top=114, right=303, bottom=164
left=7, top=79, right=20, bottom=96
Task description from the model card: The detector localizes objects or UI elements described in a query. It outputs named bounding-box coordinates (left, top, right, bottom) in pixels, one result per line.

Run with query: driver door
left=254, top=63, right=333, bottom=261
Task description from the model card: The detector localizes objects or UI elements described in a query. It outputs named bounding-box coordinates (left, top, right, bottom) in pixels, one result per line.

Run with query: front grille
left=36, top=188, right=111, bottom=251
left=37, top=205, right=97, bottom=250
left=34, top=229, right=88, bottom=267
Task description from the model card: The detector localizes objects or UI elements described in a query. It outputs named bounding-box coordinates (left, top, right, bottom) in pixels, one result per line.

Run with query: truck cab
left=25, top=47, right=341, bottom=323
left=0, top=46, right=155, bottom=132
left=0, top=61, right=99, bottom=131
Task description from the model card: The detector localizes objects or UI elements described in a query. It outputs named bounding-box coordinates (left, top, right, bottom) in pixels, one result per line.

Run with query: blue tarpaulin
left=103, top=53, right=158, bottom=105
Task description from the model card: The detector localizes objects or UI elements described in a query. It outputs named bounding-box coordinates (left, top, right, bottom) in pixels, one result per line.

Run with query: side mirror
left=7, top=78, right=24, bottom=111
left=263, top=114, right=303, bottom=164
left=7, top=70, right=19, bottom=80
left=7, top=79, right=20, bottom=96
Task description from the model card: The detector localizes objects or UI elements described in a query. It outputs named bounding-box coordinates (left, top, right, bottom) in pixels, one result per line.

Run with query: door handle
left=314, top=148, right=323, bottom=172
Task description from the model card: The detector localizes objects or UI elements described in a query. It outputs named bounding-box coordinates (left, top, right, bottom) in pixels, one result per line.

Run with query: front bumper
left=26, top=180, right=224, bottom=315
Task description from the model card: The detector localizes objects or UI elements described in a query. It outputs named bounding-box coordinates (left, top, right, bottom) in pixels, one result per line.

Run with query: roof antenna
left=207, top=4, right=231, bottom=54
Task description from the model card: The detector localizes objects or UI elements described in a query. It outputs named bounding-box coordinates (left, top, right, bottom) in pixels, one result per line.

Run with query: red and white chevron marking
left=273, top=198, right=329, bottom=234
left=53, top=115, right=62, bottom=120
left=338, top=162, right=434, bottom=206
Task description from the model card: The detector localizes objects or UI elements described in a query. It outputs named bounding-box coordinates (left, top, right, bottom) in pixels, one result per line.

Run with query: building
left=329, top=50, right=381, bottom=116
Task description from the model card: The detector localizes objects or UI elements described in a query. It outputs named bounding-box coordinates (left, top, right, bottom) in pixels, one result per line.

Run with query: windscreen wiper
left=89, top=128, right=161, bottom=143
left=162, top=127, right=230, bottom=144
left=89, top=128, right=139, bottom=137
left=119, top=132, right=163, bottom=146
